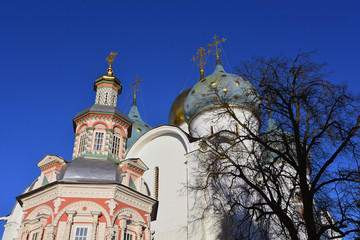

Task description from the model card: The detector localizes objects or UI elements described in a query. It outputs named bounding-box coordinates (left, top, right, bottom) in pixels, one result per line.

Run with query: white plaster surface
left=127, top=125, right=193, bottom=240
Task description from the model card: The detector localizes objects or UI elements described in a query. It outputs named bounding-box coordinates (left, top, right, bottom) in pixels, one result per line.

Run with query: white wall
left=189, top=106, right=259, bottom=138
left=2, top=202, right=23, bottom=240
left=126, top=126, right=193, bottom=240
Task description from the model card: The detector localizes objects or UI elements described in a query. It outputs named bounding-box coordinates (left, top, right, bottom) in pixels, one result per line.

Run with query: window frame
left=30, top=231, right=40, bottom=240
left=71, top=225, right=91, bottom=240
left=112, top=134, right=121, bottom=157
left=78, top=134, right=87, bottom=154
left=93, top=131, right=105, bottom=151
left=124, top=231, right=135, bottom=240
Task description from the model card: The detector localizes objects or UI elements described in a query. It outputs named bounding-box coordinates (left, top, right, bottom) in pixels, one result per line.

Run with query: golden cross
left=106, top=52, right=118, bottom=65
left=191, top=46, right=210, bottom=79
left=130, top=75, right=144, bottom=102
left=207, top=35, right=226, bottom=62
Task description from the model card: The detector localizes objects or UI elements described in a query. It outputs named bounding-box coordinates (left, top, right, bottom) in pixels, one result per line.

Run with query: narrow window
left=74, top=227, right=89, bottom=240
left=112, top=135, right=121, bottom=157
left=104, top=92, right=109, bottom=104
left=235, top=124, right=239, bottom=134
left=210, top=126, right=214, bottom=135
left=93, top=132, right=104, bottom=151
left=31, top=232, right=39, bottom=240
left=124, top=232, right=133, bottom=240
left=78, top=134, right=86, bottom=154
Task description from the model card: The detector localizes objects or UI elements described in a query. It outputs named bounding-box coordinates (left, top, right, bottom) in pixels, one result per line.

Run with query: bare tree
left=190, top=52, right=360, bottom=240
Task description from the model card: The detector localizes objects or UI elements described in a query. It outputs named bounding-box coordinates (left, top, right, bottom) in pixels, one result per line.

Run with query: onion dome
left=168, top=88, right=191, bottom=126
left=127, top=102, right=151, bottom=148
left=57, top=157, right=123, bottom=183
left=261, top=114, right=296, bottom=163
left=184, top=63, right=260, bottom=124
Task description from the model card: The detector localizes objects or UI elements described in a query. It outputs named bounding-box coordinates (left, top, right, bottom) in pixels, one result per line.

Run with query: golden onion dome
left=168, top=88, right=191, bottom=126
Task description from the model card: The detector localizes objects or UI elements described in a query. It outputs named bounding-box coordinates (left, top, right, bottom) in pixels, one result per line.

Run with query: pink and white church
left=2, top=38, right=310, bottom=240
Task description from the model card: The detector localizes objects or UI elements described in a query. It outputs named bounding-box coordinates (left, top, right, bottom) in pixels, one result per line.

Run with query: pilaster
left=64, top=210, right=76, bottom=240
left=90, top=211, right=101, bottom=240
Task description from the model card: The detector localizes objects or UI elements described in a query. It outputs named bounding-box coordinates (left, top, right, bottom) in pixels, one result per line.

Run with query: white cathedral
left=1, top=38, right=336, bottom=240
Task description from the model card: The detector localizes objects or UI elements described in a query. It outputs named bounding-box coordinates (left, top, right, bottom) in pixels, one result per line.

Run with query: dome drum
left=189, top=105, right=260, bottom=138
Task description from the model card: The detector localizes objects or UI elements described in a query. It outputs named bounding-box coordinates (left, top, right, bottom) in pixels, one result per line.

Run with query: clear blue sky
left=1, top=0, right=359, bottom=234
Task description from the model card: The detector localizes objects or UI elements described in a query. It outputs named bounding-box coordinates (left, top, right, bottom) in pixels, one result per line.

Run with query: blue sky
left=0, top=0, right=359, bottom=234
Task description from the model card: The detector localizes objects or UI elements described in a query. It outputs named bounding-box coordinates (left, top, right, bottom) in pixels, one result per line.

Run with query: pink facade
left=9, top=59, right=158, bottom=240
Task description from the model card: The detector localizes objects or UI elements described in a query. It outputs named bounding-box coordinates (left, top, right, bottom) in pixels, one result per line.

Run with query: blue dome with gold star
left=183, top=63, right=260, bottom=123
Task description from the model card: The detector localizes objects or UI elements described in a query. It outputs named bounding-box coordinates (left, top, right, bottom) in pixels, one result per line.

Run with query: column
left=119, top=219, right=127, bottom=240
left=91, top=211, right=101, bottom=240
left=38, top=224, right=45, bottom=240
left=135, top=225, right=143, bottom=240
left=144, top=228, right=151, bottom=240
left=64, top=210, right=76, bottom=240
left=106, top=227, right=116, bottom=240
left=44, top=225, right=56, bottom=240
left=21, top=228, right=29, bottom=240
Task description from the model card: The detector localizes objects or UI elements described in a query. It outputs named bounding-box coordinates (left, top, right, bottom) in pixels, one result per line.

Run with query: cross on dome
left=191, top=46, right=210, bottom=80
left=207, top=34, right=226, bottom=64
left=130, top=75, right=144, bottom=103
left=105, top=52, right=118, bottom=76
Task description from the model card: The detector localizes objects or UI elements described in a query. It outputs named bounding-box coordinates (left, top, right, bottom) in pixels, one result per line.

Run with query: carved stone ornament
left=44, top=226, right=56, bottom=240
left=106, top=227, right=116, bottom=240
left=105, top=199, right=118, bottom=216
left=53, top=197, right=65, bottom=214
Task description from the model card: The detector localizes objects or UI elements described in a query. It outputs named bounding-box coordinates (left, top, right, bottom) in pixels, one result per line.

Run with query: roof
left=57, top=157, right=123, bottom=184
left=168, top=88, right=191, bottom=126
left=184, top=63, right=260, bottom=123
left=127, top=103, right=151, bottom=147
left=74, top=104, right=131, bottom=123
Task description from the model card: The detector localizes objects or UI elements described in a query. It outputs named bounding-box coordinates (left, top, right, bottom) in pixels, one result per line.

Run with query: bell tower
left=72, top=52, right=132, bottom=162
left=94, top=52, right=122, bottom=106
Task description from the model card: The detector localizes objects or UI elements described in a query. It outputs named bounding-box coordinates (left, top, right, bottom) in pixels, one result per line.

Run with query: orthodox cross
left=105, top=52, right=118, bottom=75
left=130, top=75, right=144, bottom=103
left=207, top=35, right=226, bottom=63
left=191, top=46, right=210, bottom=80
left=106, top=52, right=118, bottom=65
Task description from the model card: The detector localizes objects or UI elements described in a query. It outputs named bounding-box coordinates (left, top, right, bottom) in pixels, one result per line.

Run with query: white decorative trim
left=22, top=186, right=58, bottom=211
left=26, top=205, right=53, bottom=221
left=54, top=201, right=110, bottom=227
left=114, top=186, right=154, bottom=213
left=105, top=199, right=118, bottom=216
left=53, top=198, right=65, bottom=214
left=112, top=208, right=145, bottom=226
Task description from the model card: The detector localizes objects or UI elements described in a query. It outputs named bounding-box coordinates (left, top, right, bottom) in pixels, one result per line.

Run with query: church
left=1, top=36, right=332, bottom=240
